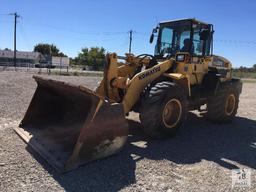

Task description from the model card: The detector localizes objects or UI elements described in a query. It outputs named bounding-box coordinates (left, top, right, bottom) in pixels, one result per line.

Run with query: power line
left=22, top=19, right=128, bottom=36
left=20, top=19, right=256, bottom=46
left=214, top=39, right=256, bottom=45
left=3, top=13, right=256, bottom=44
left=3, top=15, right=256, bottom=53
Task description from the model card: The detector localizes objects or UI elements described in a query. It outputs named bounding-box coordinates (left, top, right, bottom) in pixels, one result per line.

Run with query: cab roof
left=159, top=18, right=211, bottom=26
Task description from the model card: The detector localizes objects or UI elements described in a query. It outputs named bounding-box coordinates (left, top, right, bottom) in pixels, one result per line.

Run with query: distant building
left=0, top=50, right=69, bottom=68
left=0, top=50, right=45, bottom=67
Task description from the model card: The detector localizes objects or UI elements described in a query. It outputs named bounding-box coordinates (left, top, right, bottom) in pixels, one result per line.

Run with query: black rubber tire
left=206, top=82, right=240, bottom=123
left=139, top=81, right=187, bottom=139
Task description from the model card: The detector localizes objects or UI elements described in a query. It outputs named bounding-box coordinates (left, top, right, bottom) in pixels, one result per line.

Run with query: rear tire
left=206, top=81, right=241, bottom=123
left=139, top=81, right=187, bottom=139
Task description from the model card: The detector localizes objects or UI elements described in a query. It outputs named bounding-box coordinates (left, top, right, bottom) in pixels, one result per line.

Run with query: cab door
left=182, top=23, right=212, bottom=85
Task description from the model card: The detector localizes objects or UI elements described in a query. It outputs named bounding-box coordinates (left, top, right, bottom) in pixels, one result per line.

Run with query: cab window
left=192, top=24, right=211, bottom=56
left=193, top=29, right=203, bottom=56
left=180, top=31, right=191, bottom=53
left=160, top=27, right=173, bottom=54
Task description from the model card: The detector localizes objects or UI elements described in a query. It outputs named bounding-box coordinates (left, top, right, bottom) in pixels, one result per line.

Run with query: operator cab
left=150, top=19, right=214, bottom=59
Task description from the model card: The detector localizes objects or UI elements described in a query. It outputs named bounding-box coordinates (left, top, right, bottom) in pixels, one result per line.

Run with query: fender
left=163, top=73, right=191, bottom=97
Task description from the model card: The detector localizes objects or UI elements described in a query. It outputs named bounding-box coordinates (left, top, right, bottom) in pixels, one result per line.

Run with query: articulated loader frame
left=14, top=51, right=239, bottom=172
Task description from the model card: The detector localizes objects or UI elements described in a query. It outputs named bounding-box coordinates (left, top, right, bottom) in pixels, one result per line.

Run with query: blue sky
left=0, top=0, right=255, bottom=67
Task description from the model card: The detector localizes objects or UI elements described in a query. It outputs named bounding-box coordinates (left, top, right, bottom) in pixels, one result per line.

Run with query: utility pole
left=129, top=30, right=133, bottom=54
left=10, top=12, right=20, bottom=70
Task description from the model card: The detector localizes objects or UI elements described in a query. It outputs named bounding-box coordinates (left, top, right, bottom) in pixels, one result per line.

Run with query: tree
left=34, top=43, right=66, bottom=57
left=75, top=47, right=106, bottom=70
left=253, top=64, right=256, bottom=72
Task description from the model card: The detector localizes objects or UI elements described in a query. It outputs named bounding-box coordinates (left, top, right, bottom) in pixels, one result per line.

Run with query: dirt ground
left=0, top=70, right=255, bottom=192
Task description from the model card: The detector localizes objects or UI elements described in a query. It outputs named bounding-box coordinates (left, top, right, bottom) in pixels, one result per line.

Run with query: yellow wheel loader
left=14, top=18, right=242, bottom=172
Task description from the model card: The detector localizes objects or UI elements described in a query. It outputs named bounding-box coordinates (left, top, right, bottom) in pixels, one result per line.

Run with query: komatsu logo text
left=138, top=66, right=161, bottom=80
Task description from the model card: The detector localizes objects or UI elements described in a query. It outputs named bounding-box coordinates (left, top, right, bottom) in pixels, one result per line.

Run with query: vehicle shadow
left=127, top=112, right=256, bottom=170
left=27, top=112, right=256, bottom=191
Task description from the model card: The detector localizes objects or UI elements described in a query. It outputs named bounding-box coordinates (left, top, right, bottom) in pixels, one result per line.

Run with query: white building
left=51, top=56, right=70, bottom=68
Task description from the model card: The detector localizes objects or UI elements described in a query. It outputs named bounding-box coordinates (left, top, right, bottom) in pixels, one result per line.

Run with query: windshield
left=155, top=21, right=191, bottom=57
left=155, top=21, right=212, bottom=57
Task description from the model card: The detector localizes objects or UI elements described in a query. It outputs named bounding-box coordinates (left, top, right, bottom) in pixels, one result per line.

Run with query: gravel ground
left=0, top=70, right=255, bottom=192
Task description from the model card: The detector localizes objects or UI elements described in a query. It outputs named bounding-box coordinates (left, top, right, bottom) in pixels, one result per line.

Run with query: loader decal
left=138, top=66, right=161, bottom=80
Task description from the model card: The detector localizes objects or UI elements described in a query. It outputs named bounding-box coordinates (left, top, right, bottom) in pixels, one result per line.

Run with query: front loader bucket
left=14, top=76, right=129, bottom=172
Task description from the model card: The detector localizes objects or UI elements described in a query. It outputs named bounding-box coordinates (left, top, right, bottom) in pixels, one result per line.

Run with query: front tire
left=139, top=81, right=187, bottom=139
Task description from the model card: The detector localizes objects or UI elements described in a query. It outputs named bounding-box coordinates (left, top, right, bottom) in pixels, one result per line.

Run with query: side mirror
left=149, top=33, right=154, bottom=44
left=149, top=27, right=158, bottom=44
left=200, top=29, right=210, bottom=41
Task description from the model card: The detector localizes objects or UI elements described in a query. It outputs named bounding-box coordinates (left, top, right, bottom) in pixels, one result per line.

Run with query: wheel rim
left=162, top=99, right=182, bottom=128
left=225, top=94, right=236, bottom=116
